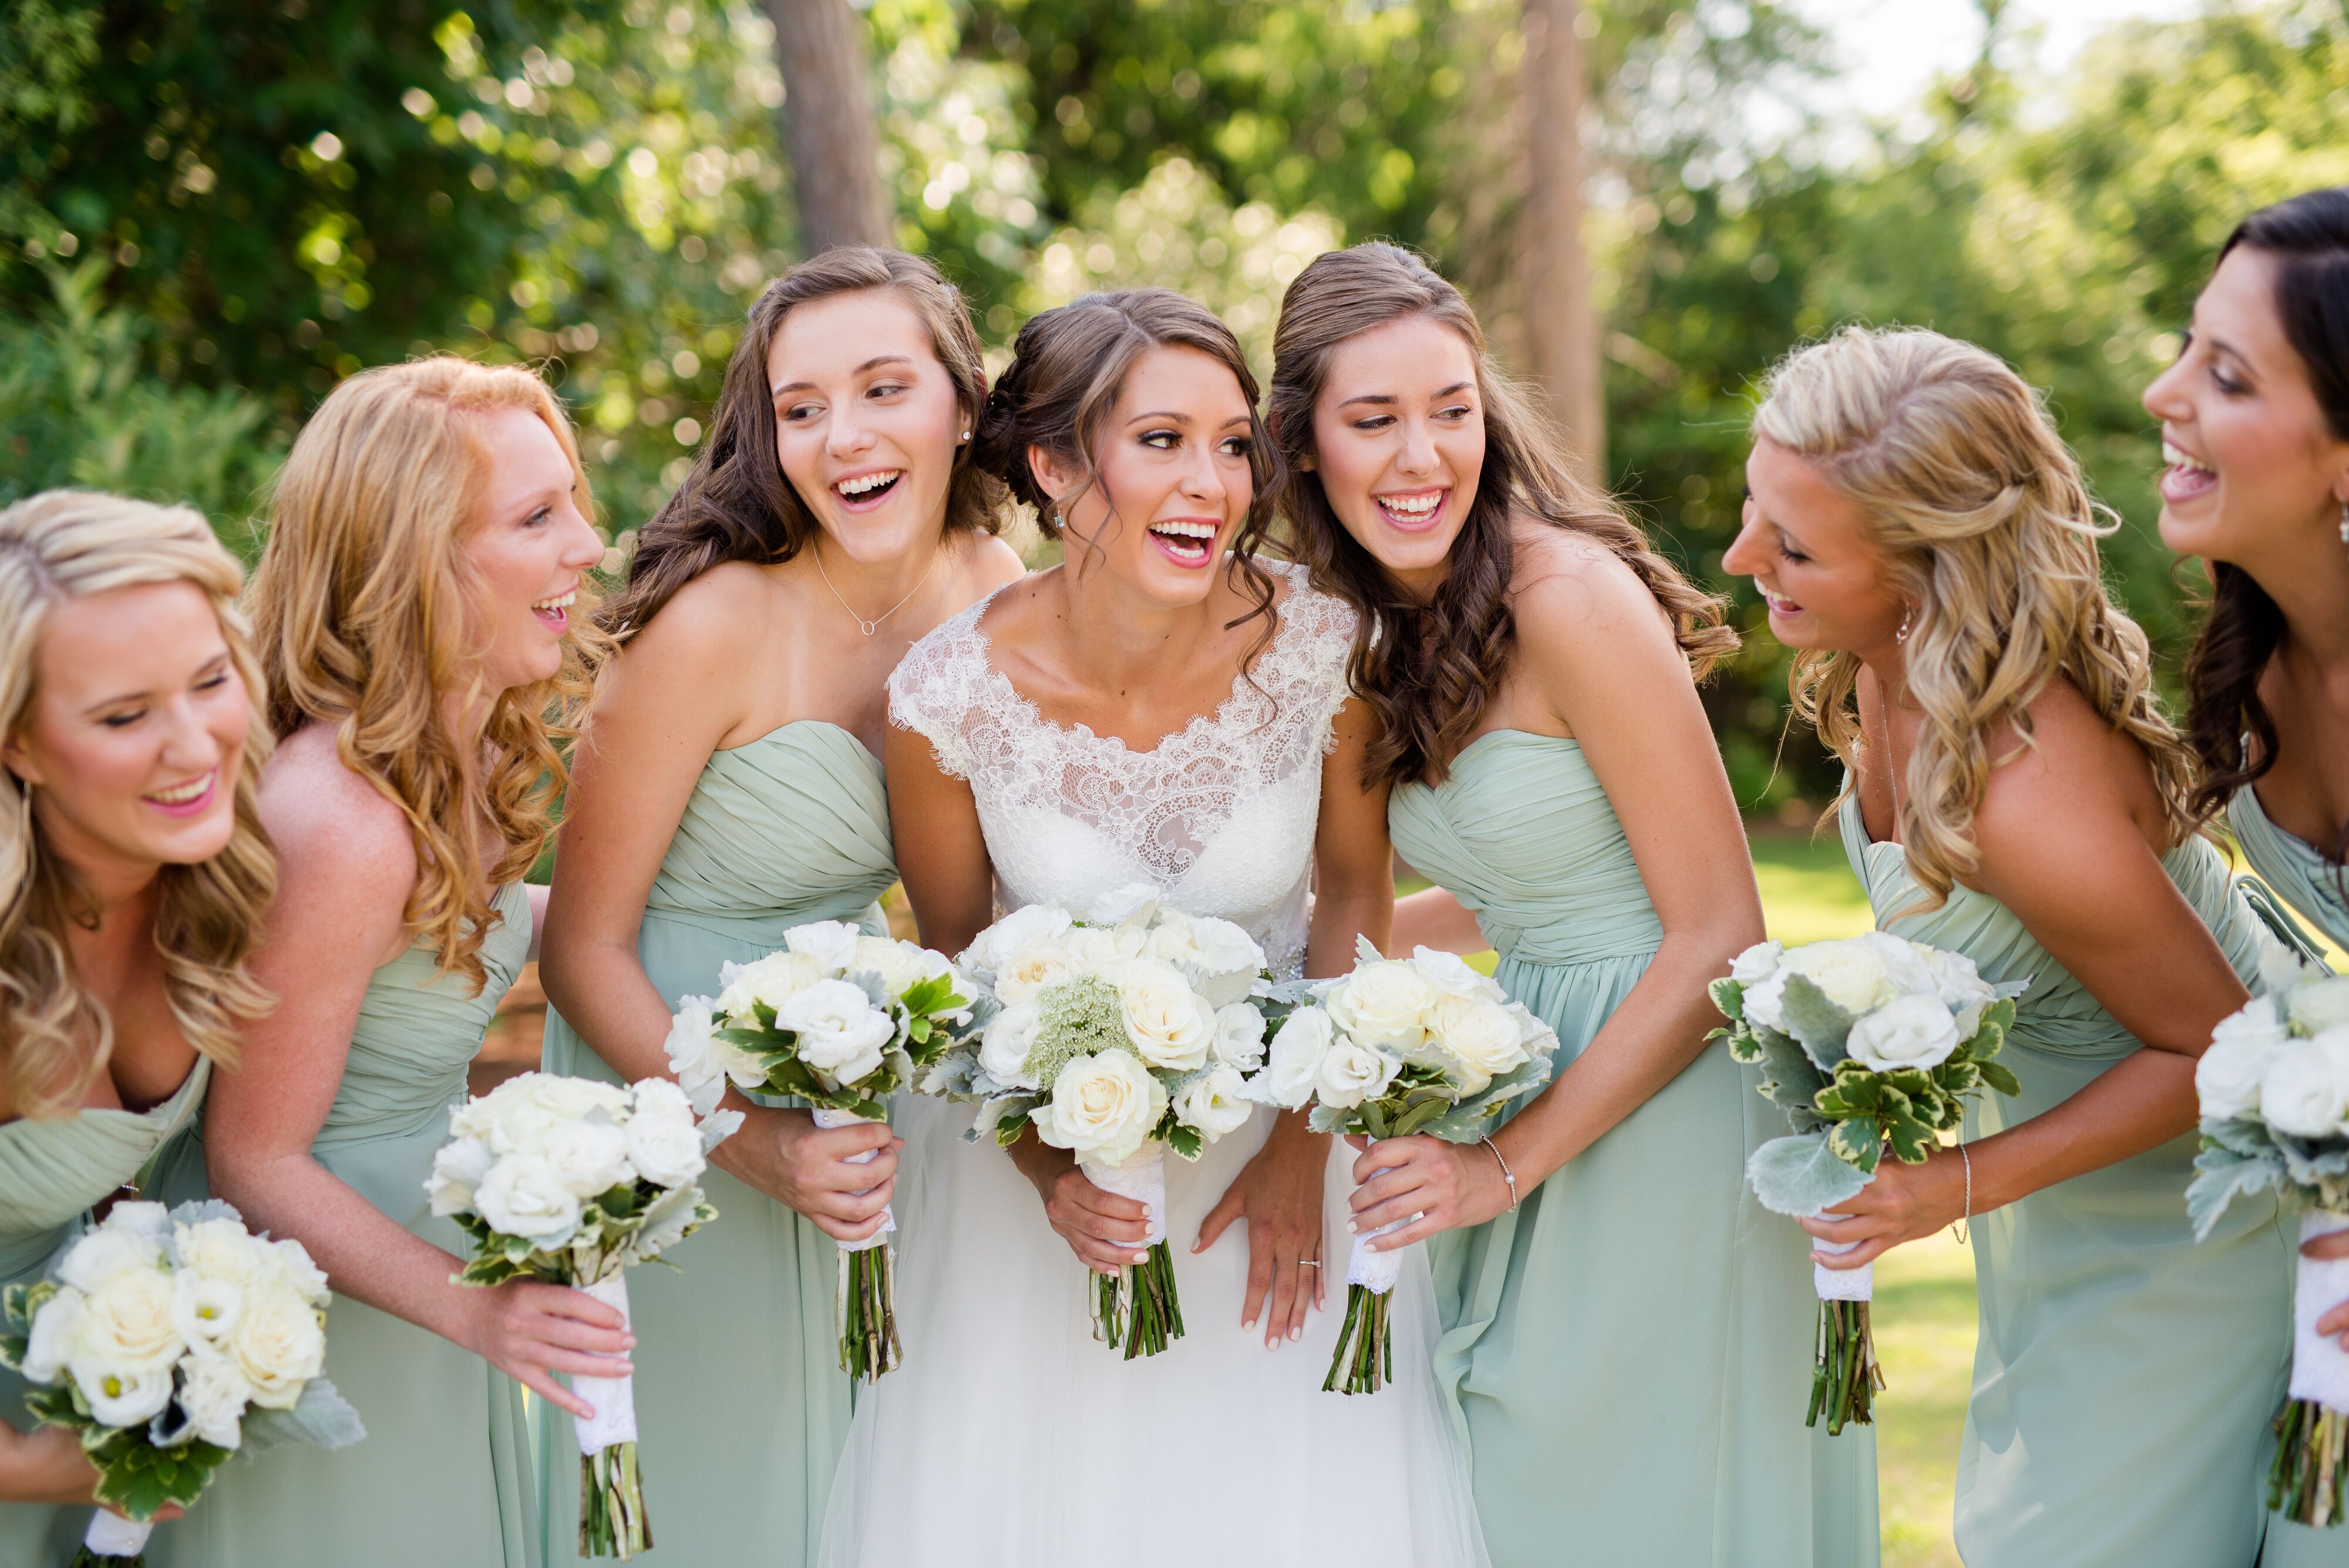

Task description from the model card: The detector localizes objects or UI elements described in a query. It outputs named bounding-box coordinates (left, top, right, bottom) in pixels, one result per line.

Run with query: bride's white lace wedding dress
left=816, top=562, right=1488, bottom=1567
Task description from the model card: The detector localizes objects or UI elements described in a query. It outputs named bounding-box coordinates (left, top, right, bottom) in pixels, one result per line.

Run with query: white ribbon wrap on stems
left=2291, top=1209, right=2349, bottom=1411
left=1079, top=1144, right=1167, bottom=1250
left=1345, top=1219, right=1408, bottom=1291
left=1807, top=1211, right=1873, bottom=1303
left=570, top=1272, right=638, bottom=1455
left=83, top=1509, right=153, bottom=1559
left=813, top=1106, right=895, bottom=1252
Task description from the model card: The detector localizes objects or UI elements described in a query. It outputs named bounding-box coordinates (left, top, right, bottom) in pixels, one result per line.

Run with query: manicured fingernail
left=1133, top=1251, right=1149, bottom=1263
left=1347, top=1220, right=1359, bottom=1233
left=622, top=1335, right=637, bottom=1348
left=1290, top=1324, right=1303, bottom=1341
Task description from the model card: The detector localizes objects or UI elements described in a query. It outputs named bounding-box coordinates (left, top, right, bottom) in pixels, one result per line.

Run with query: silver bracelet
left=1949, top=1140, right=1972, bottom=1247
left=1482, top=1136, right=1519, bottom=1210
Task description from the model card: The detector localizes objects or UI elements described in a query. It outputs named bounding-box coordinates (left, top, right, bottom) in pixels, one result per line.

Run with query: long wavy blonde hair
left=1, top=491, right=277, bottom=1119
left=1756, top=327, right=2196, bottom=904
left=251, top=358, right=607, bottom=991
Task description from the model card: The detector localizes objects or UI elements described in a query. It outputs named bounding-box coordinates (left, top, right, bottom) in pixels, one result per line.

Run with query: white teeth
left=146, top=771, right=213, bottom=805
left=532, top=590, right=576, bottom=613
left=1149, top=520, right=1217, bottom=540
left=2163, top=442, right=2214, bottom=476
left=1379, top=492, right=1441, bottom=517
left=836, top=470, right=902, bottom=496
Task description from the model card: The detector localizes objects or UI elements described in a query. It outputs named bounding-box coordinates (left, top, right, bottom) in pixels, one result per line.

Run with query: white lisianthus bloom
left=426, top=1136, right=496, bottom=1218
left=1032, top=1051, right=1166, bottom=1167
left=994, top=940, right=1076, bottom=1007
left=1316, top=1036, right=1401, bottom=1110
left=1783, top=938, right=1901, bottom=1017
left=715, top=951, right=826, bottom=1022
left=177, top=1351, right=255, bottom=1449
left=76, top=1266, right=184, bottom=1375
left=541, top=1119, right=635, bottom=1200
left=1741, top=970, right=1791, bottom=1032
left=2260, top=1028, right=2349, bottom=1139
left=1253, top=1006, right=1335, bottom=1110
left=1850, top=932, right=1939, bottom=998
left=473, top=1155, right=584, bottom=1244
left=271, top=1239, right=331, bottom=1310
left=1411, top=947, right=1503, bottom=1003
left=965, top=905, right=1073, bottom=975
left=624, top=1101, right=707, bottom=1189
left=663, top=996, right=768, bottom=1118
left=776, top=978, right=894, bottom=1086
left=228, top=1286, right=326, bottom=1409
left=59, top=1227, right=164, bottom=1294
left=1325, top=961, right=1438, bottom=1053
left=2288, top=977, right=2349, bottom=1038
left=173, top=1220, right=282, bottom=1301
left=1844, top=992, right=1964, bottom=1071
left=1106, top=959, right=1214, bottom=1072
left=100, top=1202, right=171, bottom=1243
left=1174, top=1066, right=1257, bottom=1140
left=72, top=1360, right=173, bottom=1428
left=1062, top=924, right=1148, bottom=966
left=978, top=1000, right=1045, bottom=1090
left=620, top=1181, right=704, bottom=1267
left=629, top=1074, right=698, bottom=1123
left=22, top=1287, right=86, bottom=1383
left=1210, top=1003, right=1267, bottom=1073
left=1430, top=993, right=1531, bottom=1092
left=1729, top=940, right=1785, bottom=986
left=1088, top=884, right=1163, bottom=928
left=171, top=1274, right=243, bottom=1352
left=2197, top=997, right=2290, bottom=1121
left=852, top=935, right=950, bottom=1000
left=784, top=919, right=864, bottom=974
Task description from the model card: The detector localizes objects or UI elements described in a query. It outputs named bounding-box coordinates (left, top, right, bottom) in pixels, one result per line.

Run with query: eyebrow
left=1336, top=381, right=1474, bottom=410
left=78, top=652, right=230, bottom=716
left=771, top=355, right=916, bottom=397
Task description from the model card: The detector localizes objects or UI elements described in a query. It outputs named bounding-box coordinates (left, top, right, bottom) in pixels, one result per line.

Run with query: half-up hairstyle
left=2182, top=187, right=2349, bottom=864
left=603, top=247, right=1006, bottom=642
left=1, top=491, right=276, bottom=1119
left=971, top=287, right=1283, bottom=652
left=253, top=356, right=607, bottom=992
left=1269, top=243, right=1733, bottom=789
left=1758, top=326, right=2197, bottom=905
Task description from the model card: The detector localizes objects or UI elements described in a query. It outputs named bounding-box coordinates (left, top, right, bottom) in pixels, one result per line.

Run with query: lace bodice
left=889, top=561, right=1357, bottom=974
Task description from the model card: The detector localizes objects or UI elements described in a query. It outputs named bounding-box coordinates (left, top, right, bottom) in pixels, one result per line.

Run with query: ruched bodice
left=2232, top=785, right=2349, bottom=951
left=0, top=1058, right=209, bottom=1285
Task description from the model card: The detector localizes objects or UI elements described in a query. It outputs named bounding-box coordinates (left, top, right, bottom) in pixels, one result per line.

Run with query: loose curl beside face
left=0, top=491, right=277, bottom=1119
left=253, top=356, right=608, bottom=992
left=1268, top=242, right=1733, bottom=790
left=603, top=247, right=1007, bottom=644
left=1757, top=326, right=2199, bottom=906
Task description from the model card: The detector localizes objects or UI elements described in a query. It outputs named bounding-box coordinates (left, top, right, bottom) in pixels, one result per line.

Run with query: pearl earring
left=1896, top=604, right=1915, bottom=644
left=2338, top=498, right=2347, bottom=547
left=961, top=430, right=971, bottom=442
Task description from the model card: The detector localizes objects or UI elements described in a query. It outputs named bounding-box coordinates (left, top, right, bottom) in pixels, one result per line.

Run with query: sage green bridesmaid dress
left=536, top=722, right=894, bottom=1567
left=2230, top=785, right=2349, bottom=1568
left=1392, top=732, right=1877, bottom=1568
left=146, top=882, right=539, bottom=1568
left=1839, top=795, right=2293, bottom=1568
left=1, top=1060, right=210, bottom=1566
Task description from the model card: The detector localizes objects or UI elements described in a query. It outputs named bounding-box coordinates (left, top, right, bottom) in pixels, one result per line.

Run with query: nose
left=558, top=509, right=603, bottom=571
left=826, top=404, right=877, bottom=460
left=1721, top=503, right=1766, bottom=577
left=1396, top=417, right=1438, bottom=477
left=1179, top=442, right=1231, bottom=508
left=159, top=694, right=226, bottom=777
left=2141, top=354, right=2189, bottom=426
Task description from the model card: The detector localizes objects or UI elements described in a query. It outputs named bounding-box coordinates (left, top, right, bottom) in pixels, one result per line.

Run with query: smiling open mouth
left=835, top=469, right=903, bottom=508
left=2160, top=440, right=2217, bottom=504
left=1146, top=518, right=1217, bottom=566
left=143, top=769, right=217, bottom=815
left=532, top=589, right=576, bottom=627
left=1375, top=489, right=1446, bottom=531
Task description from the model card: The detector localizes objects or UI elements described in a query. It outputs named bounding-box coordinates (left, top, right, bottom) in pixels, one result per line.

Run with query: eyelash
left=1352, top=406, right=1471, bottom=432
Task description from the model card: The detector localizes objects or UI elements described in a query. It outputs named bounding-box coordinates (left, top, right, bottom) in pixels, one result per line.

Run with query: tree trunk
left=766, top=0, right=892, bottom=253
left=1519, top=0, right=1603, bottom=479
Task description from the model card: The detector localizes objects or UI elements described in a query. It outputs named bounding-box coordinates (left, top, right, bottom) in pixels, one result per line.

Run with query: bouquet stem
left=1807, top=1298, right=1883, bottom=1435
left=75, top=1509, right=153, bottom=1566
left=580, top=1442, right=653, bottom=1558
left=837, top=1240, right=901, bottom=1381
left=1324, top=1283, right=1395, bottom=1394
left=2271, top=1398, right=2349, bottom=1527
left=1093, top=1241, right=1184, bottom=1359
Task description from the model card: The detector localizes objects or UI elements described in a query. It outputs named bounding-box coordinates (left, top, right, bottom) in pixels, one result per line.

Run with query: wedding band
left=1298, top=1259, right=1322, bottom=1268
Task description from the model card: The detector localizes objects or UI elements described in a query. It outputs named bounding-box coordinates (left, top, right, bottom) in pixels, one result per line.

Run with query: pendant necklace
left=816, top=543, right=939, bottom=637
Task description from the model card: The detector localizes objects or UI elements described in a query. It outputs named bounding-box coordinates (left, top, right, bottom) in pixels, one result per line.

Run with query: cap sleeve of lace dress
left=886, top=602, right=988, bottom=781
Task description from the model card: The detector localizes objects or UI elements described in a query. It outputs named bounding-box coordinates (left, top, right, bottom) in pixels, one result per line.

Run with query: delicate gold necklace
left=815, top=542, right=939, bottom=637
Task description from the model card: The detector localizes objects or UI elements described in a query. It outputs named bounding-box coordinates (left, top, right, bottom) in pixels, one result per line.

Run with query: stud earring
left=1896, top=604, right=1915, bottom=644
left=961, top=430, right=972, bottom=442
left=2338, top=498, right=2347, bottom=547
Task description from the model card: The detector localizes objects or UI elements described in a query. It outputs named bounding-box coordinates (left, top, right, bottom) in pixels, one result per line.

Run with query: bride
left=818, top=288, right=1488, bottom=1566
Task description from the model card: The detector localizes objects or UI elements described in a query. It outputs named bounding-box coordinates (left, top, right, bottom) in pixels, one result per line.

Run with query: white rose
left=1253, top=1006, right=1335, bottom=1111
left=177, top=1352, right=255, bottom=1449
left=540, top=1119, right=636, bottom=1200
left=1106, top=959, right=1214, bottom=1073
left=70, top=1358, right=173, bottom=1428
left=1729, top=940, right=1785, bottom=985
left=22, top=1287, right=86, bottom=1382
left=171, top=1275, right=243, bottom=1353
left=76, top=1266, right=183, bottom=1375
left=978, top=1000, right=1044, bottom=1090
left=1316, top=1037, right=1401, bottom=1110
left=173, top=1220, right=281, bottom=1301
left=1844, top=992, right=1963, bottom=1071
left=993, top=940, right=1076, bottom=1007
left=1210, top=1003, right=1267, bottom=1073
left=1088, top=884, right=1163, bottom=928
left=965, top=906, right=1072, bottom=974
left=715, top=951, right=826, bottom=1021
left=59, top=1228, right=164, bottom=1294
left=1062, top=924, right=1147, bottom=967
left=527, top=1072, right=634, bottom=1121
left=1032, top=1051, right=1166, bottom=1166
left=1325, top=962, right=1439, bottom=1053
left=1430, top=993, right=1532, bottom=1092
left=2199, top=997, right=2290, bottom=1121
left=1411, top=947, right=1504, bottom=1002
left=1783, top=939, right=1900, bottom=1017
left=852, top=936, right=950, bottom=1000
left=2289, top=977, right=2349, bottom=1038
left=624, top=1102, right=707, bottom=1189
left=426, top=1136, right=496, bottom=1218
left=271, top=1239, right=331, bottom=1310
left=776, top=978, right=894, bottom=1086
left=1173, top=1066, right=1257, bottom=1141
left=228, top=1284, right=325, bottom=1409
left=472, top=1154, right=584, bottom=1245
left=2260, top=1028, right=2349, bottom=1140
left=784, top=918, right=864, bottom=974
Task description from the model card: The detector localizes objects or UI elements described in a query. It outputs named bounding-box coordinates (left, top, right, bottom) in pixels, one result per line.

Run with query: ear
left=1027, top=443, right=1075, bottom=510
left=0, top=739, right=41, bottom=791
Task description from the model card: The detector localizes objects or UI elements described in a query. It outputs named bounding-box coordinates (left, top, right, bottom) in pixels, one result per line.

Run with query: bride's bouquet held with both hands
left=428, top=1072, right=734, bottom=1560
left=0, top=1200, right=363, bottom=1567
left=2186, top=955, right=2349, bottom=1527
left=1244, top=940, right=1557, bottom=1395
left=928, top=888, right=1269, bottom=1360
left=1710, top=934, right=2022, bottom=1435
left=660, top=919, right=968, bottom=1383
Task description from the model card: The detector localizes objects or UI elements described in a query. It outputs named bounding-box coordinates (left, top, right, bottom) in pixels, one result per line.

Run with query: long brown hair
left=1268, top=243, right=1732, bottom=788
left=603, top=247, right=1006, bottom=642
left=253, top=357, right=606, bottom=991
left=2182, top=187, right=2349, bottom=864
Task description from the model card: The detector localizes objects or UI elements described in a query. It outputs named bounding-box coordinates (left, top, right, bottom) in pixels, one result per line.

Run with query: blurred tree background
left=5, top=0, right=2346, bottom=806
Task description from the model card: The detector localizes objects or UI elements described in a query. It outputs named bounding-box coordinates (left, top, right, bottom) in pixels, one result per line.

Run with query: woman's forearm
left=1964, top=1047, right=2198, bottom=1212
left=1305, top=886, right=1392, bottom=981
left=538, top=933, right=684, bottom=1084
left=1391, top=886, right=1486, bottom=956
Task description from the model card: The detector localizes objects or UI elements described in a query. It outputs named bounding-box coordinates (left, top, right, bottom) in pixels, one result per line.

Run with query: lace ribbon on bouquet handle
left=2294, top=1210, right=2349, bottom=1411
left=571, top=1272, right=639, bottom=1455
left=83, top=1509, right=153, bottom=1559
left=1345, top=1219, right=1408, bottom=1291
left=1808, top=1209, right=1873, bottom=1304
left=813, top=1106, right=897, bottom=1254
left=1079, top=1145, right=1167, bottom=1250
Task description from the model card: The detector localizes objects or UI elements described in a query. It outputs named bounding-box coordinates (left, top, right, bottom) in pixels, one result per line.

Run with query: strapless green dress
left=146, top=882, right=539, bottom=1568
left=537, top=722, right=894, bottom=1568
left=1839, top=796, right=2291, bottom=1568
left=1, top=1060, right=210, bottom=1565
left=1392, top=732, right=1877, bottom=1568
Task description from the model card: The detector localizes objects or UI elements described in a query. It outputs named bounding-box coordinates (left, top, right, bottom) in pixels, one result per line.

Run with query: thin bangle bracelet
left=1950, top=1140, right=1972, bottom=1247
left=1482, top=1136, right=1519, bottom=1210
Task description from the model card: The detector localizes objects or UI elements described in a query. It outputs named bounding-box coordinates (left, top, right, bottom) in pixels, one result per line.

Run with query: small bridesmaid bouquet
left=0, top=1200, right=363, bottom=1567
left=662, top=920, right=968, bottom=1381
left=1711, top=934, right=2021, bottom=1435
left=930, top=889, right=1269, bottom=1359
left=1246, top=940, right=1558, bottom=1395
left=2186, top=956, right=2349, bottom=1527
left=430, top=1073, right=734, bottom=1559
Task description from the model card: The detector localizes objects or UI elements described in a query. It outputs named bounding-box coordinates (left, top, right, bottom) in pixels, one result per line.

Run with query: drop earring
left=1896, top=604, right=1915, bottom=644
left=2338, top=498, right=2347, bottom=547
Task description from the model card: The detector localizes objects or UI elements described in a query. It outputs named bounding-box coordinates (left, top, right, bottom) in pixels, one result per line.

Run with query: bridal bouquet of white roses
left=0, top=1200, right=362, bottom=1567
left=2186, top=954, right=2349, bottom=1527
left=660, top=918, right=968, bottom=1382
left=429, top=1072, right=734, bottom=1560
left=929, top=888, right=1269, bottom=1359
left=1710, top=933, right=2023, bottom=1435
left=1244, top=938, right=1558, bottom=1395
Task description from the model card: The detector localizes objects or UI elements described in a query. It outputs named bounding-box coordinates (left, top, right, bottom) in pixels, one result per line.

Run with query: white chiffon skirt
left=816, top=1096, right=1489, bottom=1567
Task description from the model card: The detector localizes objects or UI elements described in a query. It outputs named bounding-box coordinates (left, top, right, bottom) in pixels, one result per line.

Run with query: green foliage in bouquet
left=719, top=971, right=968, bottom=1118
left=447, top=1180, right=718, bottom=1291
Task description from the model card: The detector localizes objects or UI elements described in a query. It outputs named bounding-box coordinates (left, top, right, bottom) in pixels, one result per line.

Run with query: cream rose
left=1411, top=947, right=1503, bottom=1003
left=784, top=918, right=864, bottom=974
left=1784, top=939, right=1901, bottom=1017
left=177, top=1352, right=255, bottom=1448
left=715, top=951, right=825, bottom=1021
left=1062, top=923, right=1147, bottom=967
left=426, top=1135, right=497, bottom=1218
left=2261, top=1029, right=2349, bottom=1140
left=1108, top=959, right=1214, bottom=1072
left=472, top=1154, right=584, bottom=1244
left=1173, top=1065, right=1257, bottom=1140
left=1032, top=1050, right=1166, bottom=1166
left=1316, top=1037, right=1401, bottom=1110
left=1431, top=993, right=1532, bottom=1092
left=76, top=1266, right=183, bottom=1375
left=1253, top=1006, right=1335, bottom=1111
left=1325, top=962, right=1438, bottom=1053
left=541, top=1118, right=635, bottom=1199
left=271, top=1238, right=331, bottom=1309
left=2198, top=997, right=2288, bottom=1121
left=1844, top=992, right=1963, bottom=1071
left=978, top=1000, right=1045, bottom=1090
left=852, top=935, right=950, bottom=1000
left=173, top=1219, right=281, bottom=1300
left=993, top=940, right=1076, bottom=1007
left=776, top=978, right=894, bottom=1086
left=228, top=1285, right=327, bottom=1409
left=624, top=1100, right=707, bottom=1189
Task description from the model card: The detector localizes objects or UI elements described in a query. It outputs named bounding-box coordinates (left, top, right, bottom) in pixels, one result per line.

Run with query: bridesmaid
left=0, top=492, right=273, bottom=1563
left=2145, top=186, right=2349, bottom=1566
left=1728, top=324, right=2291, bottom=1567
left=533, top=247, right=1022, bottom=1565
left=1267, top=242, right=1877, bottom=1568
left=150, top=358, right=625, bottom=1568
